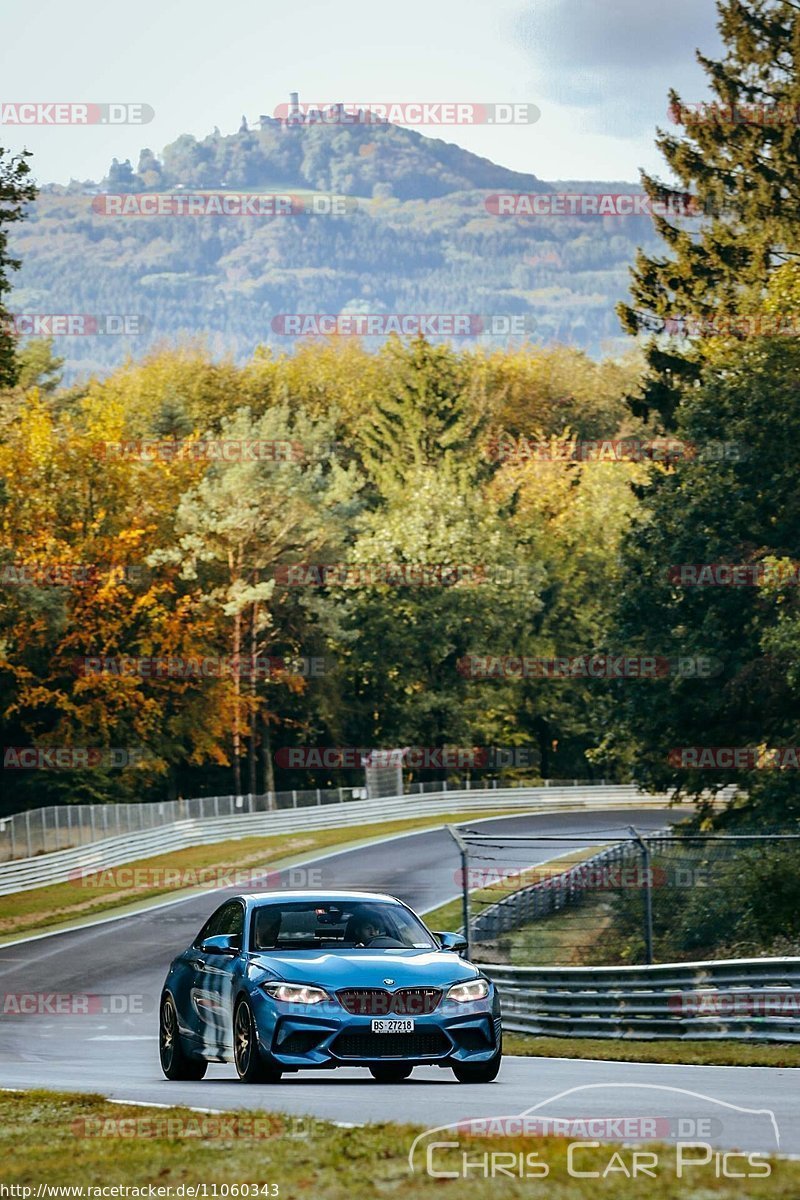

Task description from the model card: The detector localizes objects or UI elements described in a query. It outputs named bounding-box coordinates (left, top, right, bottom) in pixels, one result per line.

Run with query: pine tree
left=618, top=0, right=800, bottom=427
left=358, top=336, right=486, bottom=494
left=0, top=146, right=37, bottom=389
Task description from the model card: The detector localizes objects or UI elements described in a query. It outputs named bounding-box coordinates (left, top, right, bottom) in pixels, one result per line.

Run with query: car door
left=188, top=900, right=247, bottom=1059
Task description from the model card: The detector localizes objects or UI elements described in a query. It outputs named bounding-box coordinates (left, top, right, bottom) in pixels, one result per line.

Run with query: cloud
left=513, top=0, right=722, bottom=135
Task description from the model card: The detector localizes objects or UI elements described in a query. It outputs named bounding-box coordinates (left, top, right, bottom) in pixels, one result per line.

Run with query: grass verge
left=0, top=1089, right=795, bottom=1197
left=0, top=809, right=517, bottom=941
left=503, top=1032, right=800, bottom=1067
left=422, top=845, right=605, bottom=933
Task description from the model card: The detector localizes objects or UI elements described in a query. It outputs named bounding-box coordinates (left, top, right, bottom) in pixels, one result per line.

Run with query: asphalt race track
left=1, top=809, right=798, bottom=1155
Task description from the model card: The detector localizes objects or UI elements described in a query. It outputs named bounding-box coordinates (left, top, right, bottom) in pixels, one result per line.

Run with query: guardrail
left=0, top=777, right=606, bottom=862
left=0, top=784, right=673, bottom=895
left=468, top=831, right=673, bottom=942
left=482, top=958, right=800, bottom=1042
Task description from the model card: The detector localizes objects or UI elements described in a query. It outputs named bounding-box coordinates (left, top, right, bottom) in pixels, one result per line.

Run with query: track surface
left=0, top=809, right=797, bottom=1154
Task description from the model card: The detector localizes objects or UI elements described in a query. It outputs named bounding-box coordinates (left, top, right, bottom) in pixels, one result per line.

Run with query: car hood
left=248, top=948, right=481, bottom=988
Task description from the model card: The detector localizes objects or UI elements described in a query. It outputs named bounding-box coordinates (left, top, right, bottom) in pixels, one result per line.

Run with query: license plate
left=371, top=1018, right=414, bottom=1033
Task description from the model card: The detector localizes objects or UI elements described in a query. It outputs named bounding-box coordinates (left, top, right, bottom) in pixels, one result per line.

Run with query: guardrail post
left=446, top=825, right=471, bottom=960
left=292, top=790, right=297, bottom=808
left=630, top=825, right=654, bottom=965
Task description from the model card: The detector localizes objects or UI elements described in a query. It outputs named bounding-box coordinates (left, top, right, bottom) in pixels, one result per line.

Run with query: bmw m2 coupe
left=159, top=891, right=502, bottom=1083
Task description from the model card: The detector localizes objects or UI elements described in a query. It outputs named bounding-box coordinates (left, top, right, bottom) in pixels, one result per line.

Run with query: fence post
left=25, top=810, right=32, bottom=859
left=292, top=790, right=298, bottom=808
left=316, top=788, right=321, bottom=806
left=446, top=825, right=471, bottom=960
left=630, top=826, right=654, bottom=965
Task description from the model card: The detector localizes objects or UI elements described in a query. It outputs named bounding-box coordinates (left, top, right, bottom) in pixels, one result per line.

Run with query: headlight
left=263, top=983, right=328, bottom=1004
left=446, top=978, right=490, bottom=1003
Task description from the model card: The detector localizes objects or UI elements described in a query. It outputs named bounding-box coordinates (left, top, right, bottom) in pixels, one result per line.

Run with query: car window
left=194, top=900, right=245, bottom=948
left=250, top=900, right=436, bottom=951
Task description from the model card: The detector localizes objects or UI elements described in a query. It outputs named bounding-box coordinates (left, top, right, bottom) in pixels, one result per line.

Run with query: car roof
left=236, top=890, right=402, bottom=905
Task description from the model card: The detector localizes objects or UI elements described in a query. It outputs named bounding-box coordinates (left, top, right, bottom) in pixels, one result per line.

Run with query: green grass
left=0, top=1090, right=796, bottom=1198
left=0, top=809, right=517, bottom=941
left=483, top=891, right=616, bottom=966
left=504, top=1033, right=800, bottom=1067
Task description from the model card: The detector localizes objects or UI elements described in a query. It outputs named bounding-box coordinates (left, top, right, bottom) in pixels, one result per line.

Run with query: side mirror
left=201, top=934, right=240, bottom=955
left=434, top=931, right=468, bottom=954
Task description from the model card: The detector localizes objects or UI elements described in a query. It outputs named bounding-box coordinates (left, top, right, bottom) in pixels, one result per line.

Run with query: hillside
left=9, top=119, right=662, bottom=380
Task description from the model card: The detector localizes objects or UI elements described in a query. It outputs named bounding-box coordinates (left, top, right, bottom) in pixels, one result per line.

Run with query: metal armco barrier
left=0, top=777, right=603, bottom=861
left=0, top=784, right=672, bottom=895
left=482, top=958, right=800, bottom=1042
left=469, top=832, right=673, bottom=942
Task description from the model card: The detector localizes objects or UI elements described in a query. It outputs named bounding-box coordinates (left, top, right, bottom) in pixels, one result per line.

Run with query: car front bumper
left=251, top=990, right=502, bottom=1069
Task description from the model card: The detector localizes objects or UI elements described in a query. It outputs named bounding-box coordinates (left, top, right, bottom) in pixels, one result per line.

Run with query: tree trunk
left=232, top=607, right=242, bottom=796
left=248, top=602, right=258, bottom=797
left=262, top=714, right=276, bottom=807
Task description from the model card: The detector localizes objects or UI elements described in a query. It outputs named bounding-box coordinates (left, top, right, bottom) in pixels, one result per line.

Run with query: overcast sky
left=1, top=0, right=723, bottom=186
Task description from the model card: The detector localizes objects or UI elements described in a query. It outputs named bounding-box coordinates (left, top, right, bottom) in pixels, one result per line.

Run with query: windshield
left=249, top=900, right=437, bottom=951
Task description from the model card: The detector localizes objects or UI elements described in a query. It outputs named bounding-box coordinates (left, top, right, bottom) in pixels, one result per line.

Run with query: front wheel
left=369, top=1064, right=413, bottom=1083
left=452, top=1041, right=502, bottom=1084
left=159, top=995, right=207, bottom=1081
left=234, top=998, right=282, bottom=1084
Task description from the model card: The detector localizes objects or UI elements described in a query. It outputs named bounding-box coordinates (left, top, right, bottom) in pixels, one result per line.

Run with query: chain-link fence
left=449, top=826, right=800, bottom=966
left=0, top=775, right=600, bottom=862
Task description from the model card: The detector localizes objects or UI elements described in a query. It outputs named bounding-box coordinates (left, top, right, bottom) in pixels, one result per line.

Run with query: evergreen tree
left=618, top=0, right=800, bottom=427
left=0, top=146, right=37, bottom=389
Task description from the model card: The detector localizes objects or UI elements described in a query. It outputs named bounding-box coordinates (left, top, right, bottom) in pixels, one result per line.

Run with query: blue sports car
left=159, top=890, right=502, bottom=1084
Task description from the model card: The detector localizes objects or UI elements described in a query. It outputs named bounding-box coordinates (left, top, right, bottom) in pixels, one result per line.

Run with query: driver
left=350, top=911, right=385, bottom=945
left=256, top=909, right=281, bottom=949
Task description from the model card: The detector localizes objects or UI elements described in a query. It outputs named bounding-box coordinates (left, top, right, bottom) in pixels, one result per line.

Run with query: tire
left=159, top=995, right=207, bottom=1081
left=452, top=1040, right=502, bottom=1084
left=369, top=1064, right=413, bottom=1083
left=234, top=997, right=282, bottom=1084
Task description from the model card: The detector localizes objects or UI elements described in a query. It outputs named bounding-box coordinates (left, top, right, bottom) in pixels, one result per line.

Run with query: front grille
left=337, top=987, right=442, bottom=1016
left=332, top=1029, right=451, bottom=1059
